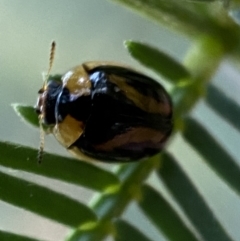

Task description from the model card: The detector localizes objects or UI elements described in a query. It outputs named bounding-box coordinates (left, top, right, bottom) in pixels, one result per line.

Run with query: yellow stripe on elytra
left=108, top=75, right=170, bottom=115
left=62, top=65, right=91, bottom=95
left=53, top=115, right=84, bottom=148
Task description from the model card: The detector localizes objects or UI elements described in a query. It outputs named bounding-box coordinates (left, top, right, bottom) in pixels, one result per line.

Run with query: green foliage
left=159, top=153, right=233, bottom=241
left=124, top=41, right=191, bottom=83
left=139, top=184, right=199, bottom=241
left=0, top=142, right=119, bottom=192
left=183, top=118, right=240, bottom=195
left=0, top=230, right=40, bottom=241
left=206, top=84, right=240, bottom=131
left=114, top=220, right=153, bottom=241
left=2, top=0, right=240, bottom=240
left=0, top=169, right=97, bottom=227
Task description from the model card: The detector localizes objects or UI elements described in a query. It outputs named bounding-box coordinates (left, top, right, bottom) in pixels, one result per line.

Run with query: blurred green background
left=0, top=0, right=240, bottom=240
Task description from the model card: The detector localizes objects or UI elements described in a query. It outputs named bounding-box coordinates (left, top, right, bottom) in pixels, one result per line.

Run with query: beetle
left=35, top=42, right=173, bottom=162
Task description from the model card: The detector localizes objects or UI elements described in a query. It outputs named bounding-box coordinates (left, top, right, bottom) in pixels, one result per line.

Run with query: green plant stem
left=93, top=156, right=160, bottom=219
left=67, top=156, right=160, bottom=240
left=173, top=35, right=225, bottom=130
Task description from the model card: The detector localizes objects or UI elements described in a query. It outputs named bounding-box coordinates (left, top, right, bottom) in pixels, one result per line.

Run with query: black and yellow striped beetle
left=36, top=42, right=173, bottom=162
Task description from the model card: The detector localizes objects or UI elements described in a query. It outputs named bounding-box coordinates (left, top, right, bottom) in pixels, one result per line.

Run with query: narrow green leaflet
left=0, top=170, right=96, bottom=226
left=110, top=0, right=223, bottom=36
left=198, top=0, right=229, bottom=7
left=0, top=142, right=119, bottom=192
left=174, top=0, right=229, bottom=8
left=139, top=185, right=199, bottom=241
left=158, top=152, right=234, bottom=241
left=124, top=41, right=190, bottom=83
left=181, top=0, right=215, bottom=1
left=114, top=220, right=154, bottom=241
left=176, top=0, right=223, bottom=2
left=182, top=117, right=240, bottom=195
left=206, top=84, right=240, bottom=132
left=0, top=230, right=41, bottom=241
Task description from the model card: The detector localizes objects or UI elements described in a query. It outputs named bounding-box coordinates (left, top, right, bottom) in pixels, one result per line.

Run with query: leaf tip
left=11, top=103, right=23, bottom=115
left=123, top=40, right=134, bottom=49
left=11, top=103, right=39, bottom=128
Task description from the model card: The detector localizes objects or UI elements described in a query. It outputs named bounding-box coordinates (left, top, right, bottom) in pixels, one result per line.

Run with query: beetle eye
left=35, top=107, right=41, bottom=114
left=38, top=89, right=44, bottom=94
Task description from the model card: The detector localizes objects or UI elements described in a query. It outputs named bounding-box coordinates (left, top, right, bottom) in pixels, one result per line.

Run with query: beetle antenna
left=43, top=41, right=56, bottom=87
left=38, top=41, right=55, bottom=163
left=38, top=119, right=45, bottom=164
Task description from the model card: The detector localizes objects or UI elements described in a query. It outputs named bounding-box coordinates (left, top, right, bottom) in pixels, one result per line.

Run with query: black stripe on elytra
left=77, top=110, right=172, bottom=145
left=88, top=65, right=169, bottom=103
left=88, top=68, right=172, bottom=129
left=70, top=96, right=172, bottom=148
left=89, top=70, right=137, bottom=108
left=70, top=127, right=166, bottom=162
